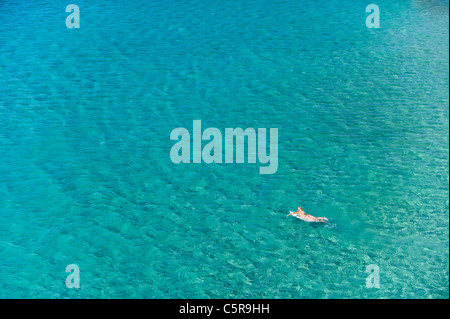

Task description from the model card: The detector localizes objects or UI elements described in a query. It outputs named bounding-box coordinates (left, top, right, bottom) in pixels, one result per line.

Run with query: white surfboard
left=289, top=211, right=316, bottom=222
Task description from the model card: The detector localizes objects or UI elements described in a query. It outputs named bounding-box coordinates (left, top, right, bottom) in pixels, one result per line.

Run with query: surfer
left=287, top=207, right=328, bottom=223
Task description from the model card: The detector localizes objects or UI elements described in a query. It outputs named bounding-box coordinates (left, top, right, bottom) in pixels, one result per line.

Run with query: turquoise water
left=0, top=0, right=448, bottom=298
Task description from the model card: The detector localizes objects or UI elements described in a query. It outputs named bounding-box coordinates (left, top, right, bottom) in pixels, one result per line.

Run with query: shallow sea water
left=0, top=0, right=448, bottom=298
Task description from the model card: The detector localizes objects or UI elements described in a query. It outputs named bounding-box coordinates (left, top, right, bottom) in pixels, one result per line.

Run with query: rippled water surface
left=0, top=0, right=448, bottom=298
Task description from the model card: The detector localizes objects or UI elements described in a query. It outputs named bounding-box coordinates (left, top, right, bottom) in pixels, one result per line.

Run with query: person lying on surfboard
left=286, top=207, right=328, bottom=223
